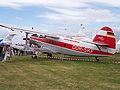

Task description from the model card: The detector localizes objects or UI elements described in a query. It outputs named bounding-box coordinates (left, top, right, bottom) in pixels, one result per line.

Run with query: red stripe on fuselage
left=30, top=36, right=112, bottom=56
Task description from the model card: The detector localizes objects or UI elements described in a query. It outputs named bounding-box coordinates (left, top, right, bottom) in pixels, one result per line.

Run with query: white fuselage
left=30, top=36, right=115, bottom=57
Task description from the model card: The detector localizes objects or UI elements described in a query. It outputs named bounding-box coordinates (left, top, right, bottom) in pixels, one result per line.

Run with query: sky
left=0, top=0, right=120, bottom=44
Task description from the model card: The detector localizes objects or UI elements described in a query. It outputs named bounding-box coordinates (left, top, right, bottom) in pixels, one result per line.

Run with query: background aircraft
left=0, top=24, right=116, bottom=61
left=0, top=32, right=16, bottom=46
left=116, top=40, right=120, bottom=53
left=0, top=39, right=4, bottom=46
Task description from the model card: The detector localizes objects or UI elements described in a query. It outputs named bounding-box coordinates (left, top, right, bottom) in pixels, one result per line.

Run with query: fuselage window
left=32, top=34, right=39, bottom=37
left=64, top=43, right=67, bottom=47
left=39, top=35, right=44, bottom=38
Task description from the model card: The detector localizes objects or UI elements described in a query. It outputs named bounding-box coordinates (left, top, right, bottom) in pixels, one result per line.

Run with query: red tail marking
left=93, top=27, right=116, bottom=49
left=101, top=27, right=113, bottom=32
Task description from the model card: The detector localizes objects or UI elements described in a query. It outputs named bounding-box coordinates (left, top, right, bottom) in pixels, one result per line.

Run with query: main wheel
left=32, top=54, right=37, bottom=59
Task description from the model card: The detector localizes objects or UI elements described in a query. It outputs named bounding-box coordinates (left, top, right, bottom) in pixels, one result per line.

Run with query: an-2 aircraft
left=0, top=24, right=116, bottom=61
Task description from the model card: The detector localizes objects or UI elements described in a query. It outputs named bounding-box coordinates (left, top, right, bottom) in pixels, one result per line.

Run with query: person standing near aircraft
left=1, top=45, right=7, bottom=61
left=2, top=45, right=11, bottom=62
left=0, top=46, right=3, bottom=60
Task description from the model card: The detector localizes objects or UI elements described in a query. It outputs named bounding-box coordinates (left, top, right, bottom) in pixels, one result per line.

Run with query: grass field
left=0, top=54, right=120, bottom=90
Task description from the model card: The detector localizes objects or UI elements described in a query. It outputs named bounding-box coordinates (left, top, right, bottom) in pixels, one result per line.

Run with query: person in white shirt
left=2, top=45, right=11, bottom=62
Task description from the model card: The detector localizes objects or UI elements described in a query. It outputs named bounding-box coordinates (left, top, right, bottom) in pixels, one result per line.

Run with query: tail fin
left=3, top=32, right=16, bottom=45
left=4, top=33, right=16, bottom=41
left=93, top=27, right=116, bottom=49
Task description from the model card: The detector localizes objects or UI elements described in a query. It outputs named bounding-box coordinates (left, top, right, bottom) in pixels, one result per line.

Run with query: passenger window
left=39, top=35, right=43, bottom=38
left=64, top=43, right=67, bottom=47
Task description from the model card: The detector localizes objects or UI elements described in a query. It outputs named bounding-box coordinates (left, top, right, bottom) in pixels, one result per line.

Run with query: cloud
left=37, top=7, right=120, bottom=24
left=1, top=0, right=119, bottom=9
left=1, top=0, right=120, bottom=24
left=0, top=0, right=120, bottom=9
left=91, top=0, right=120, bottom=7
left=0, top=0, right=88, bottom=9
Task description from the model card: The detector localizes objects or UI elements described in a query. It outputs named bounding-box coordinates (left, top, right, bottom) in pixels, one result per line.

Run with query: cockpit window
left=31, top=34, right=39, bottom=37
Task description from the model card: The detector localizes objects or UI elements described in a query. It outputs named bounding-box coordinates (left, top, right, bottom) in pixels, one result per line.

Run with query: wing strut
left=96, top=44, right=102, bottom=51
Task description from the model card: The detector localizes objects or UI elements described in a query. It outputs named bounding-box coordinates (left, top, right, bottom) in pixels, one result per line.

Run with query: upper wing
left=0, top=24, right=60, bottom=40
left=0, top=24, right=43, bottom=34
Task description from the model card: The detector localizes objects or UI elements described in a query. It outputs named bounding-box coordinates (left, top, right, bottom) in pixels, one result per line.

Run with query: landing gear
left=32, top=54, right=37, bottom=59
left=61, top=54, right=64, bottom=61
left=47, top=53, right=52, bottom=58
left=95, top=57, right=99, bottom=62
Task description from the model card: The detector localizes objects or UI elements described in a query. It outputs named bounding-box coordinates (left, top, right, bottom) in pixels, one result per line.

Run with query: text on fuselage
left=72, top=45, right=93, bottom=53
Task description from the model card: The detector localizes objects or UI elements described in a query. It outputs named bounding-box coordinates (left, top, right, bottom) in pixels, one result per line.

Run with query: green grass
left=0, top=54, right=120, bottom=90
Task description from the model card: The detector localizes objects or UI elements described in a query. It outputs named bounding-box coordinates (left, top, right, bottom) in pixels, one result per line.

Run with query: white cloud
left=91, top=0, right=120, bottom=7
left=1, top=0, right=120, bottom=24
left=0, top=0, right=88, bottom=8
left=0, top=0, right=119, bottom=9
left=37, top=7, right=119, bottom=24
left=0, top=0, right=120, bottom=9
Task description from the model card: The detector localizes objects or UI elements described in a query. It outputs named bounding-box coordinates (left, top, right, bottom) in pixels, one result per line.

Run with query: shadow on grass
left=4, top=54, right=120, bottom=65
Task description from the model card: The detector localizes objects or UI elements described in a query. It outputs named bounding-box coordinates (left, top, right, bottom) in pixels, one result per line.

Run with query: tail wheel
left=95, top=57, right=99, bottom=62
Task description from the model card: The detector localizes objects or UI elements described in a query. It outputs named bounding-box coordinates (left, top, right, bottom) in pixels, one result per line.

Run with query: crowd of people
left=0, top=45, right=25, bottom=62
left=0, top=45, right=12, bottom=62
left=0, top=44, right=41, bottom=61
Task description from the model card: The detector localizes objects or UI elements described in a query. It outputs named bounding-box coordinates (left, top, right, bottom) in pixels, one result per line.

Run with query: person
left=11, top=47, right=15, bottom=56
left=19, top=50, right=24, bottom=56
left=0, top=46, right=3, bottom=60
left=2, top=45, right=11, bottom=62
left=47, top=53, right=52, bottom=58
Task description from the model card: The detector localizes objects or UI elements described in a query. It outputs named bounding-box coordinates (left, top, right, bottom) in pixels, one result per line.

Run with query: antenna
left=80, top=24, right=85, bottom=31
left=77, top=24, right=85, bottom=36
left=65, top=28, right=67, bottom=37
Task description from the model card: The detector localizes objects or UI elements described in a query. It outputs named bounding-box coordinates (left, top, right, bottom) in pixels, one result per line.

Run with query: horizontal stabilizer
left=93, top=42, right=109, bottom=46
left=82, top=41, right=109, bottom=46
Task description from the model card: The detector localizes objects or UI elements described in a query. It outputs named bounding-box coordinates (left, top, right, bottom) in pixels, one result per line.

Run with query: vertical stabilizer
left=93, top=27, right=116, bottom=49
